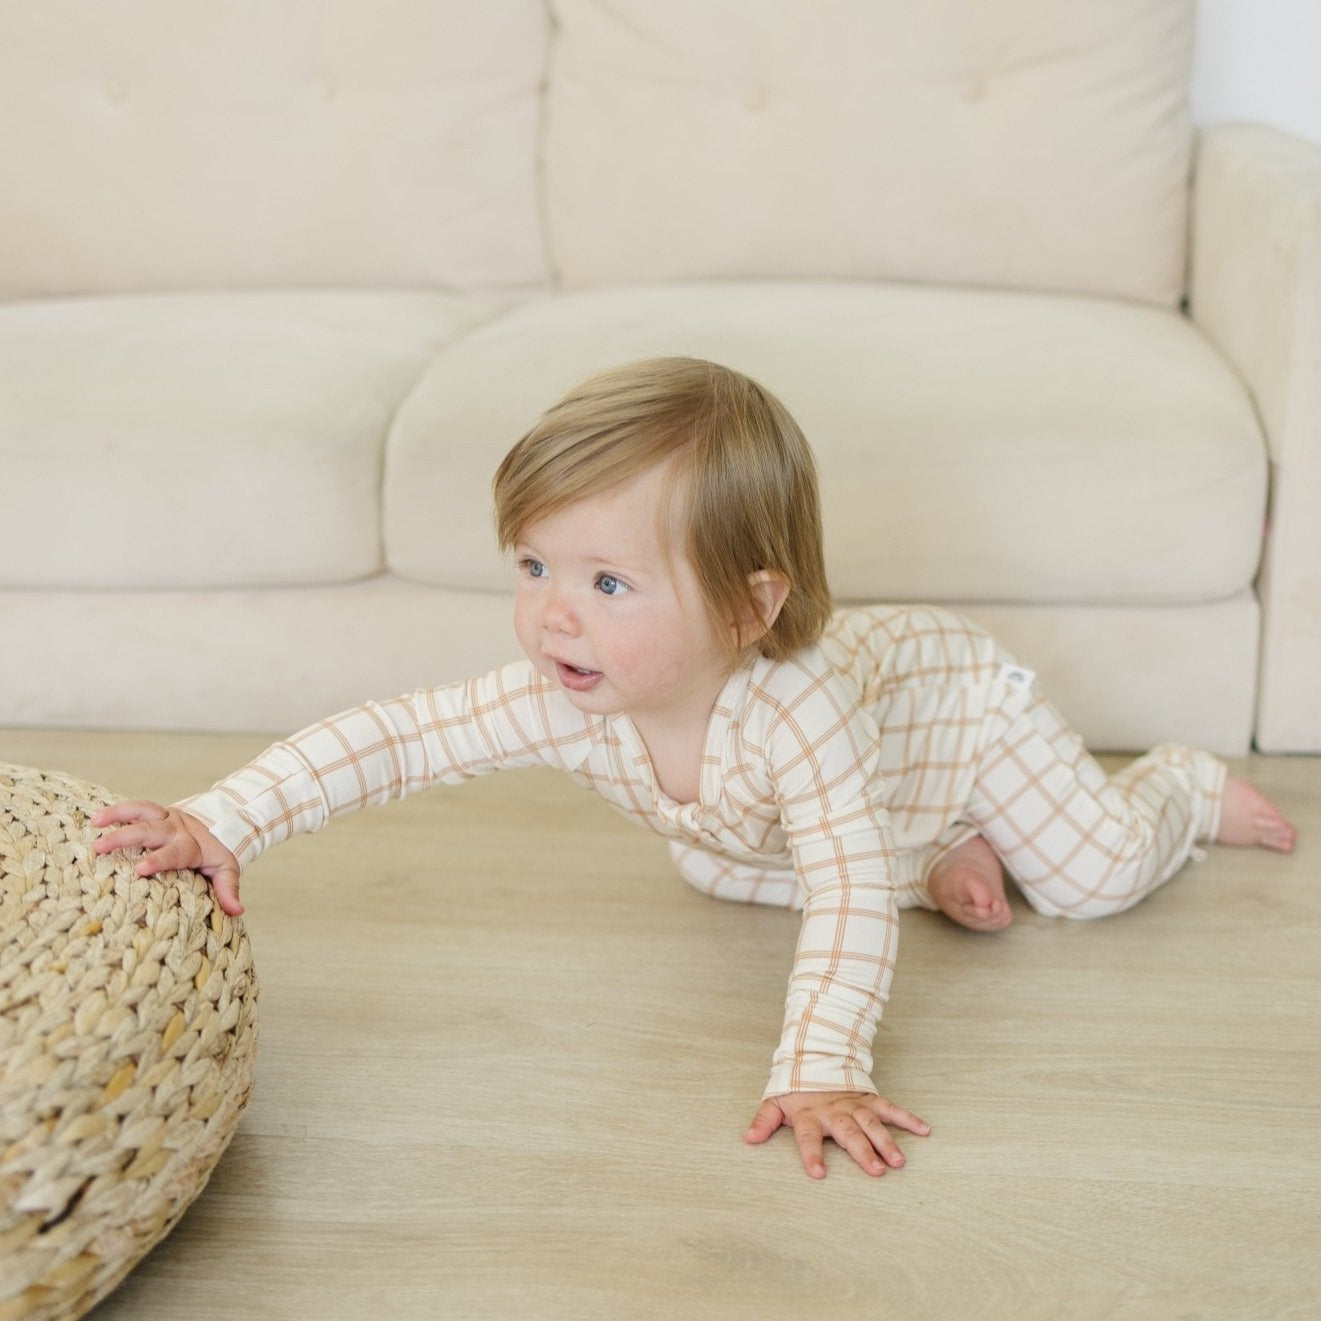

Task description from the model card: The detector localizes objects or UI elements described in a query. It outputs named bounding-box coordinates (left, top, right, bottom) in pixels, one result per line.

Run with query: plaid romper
left=181, top=605, right=1224, bottom=1098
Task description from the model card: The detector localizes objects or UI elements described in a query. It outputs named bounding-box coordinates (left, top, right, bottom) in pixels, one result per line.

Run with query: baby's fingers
left=91, top=802, right=171, bottom=856
left=853, top=1110, right=908, bottom=1170
left=824, top=1112, right=894, bottom=1177
left=92, top=821, right=169, bottom=857
left=137, top=836, right=202, bottom=877
left=207, top=865, right=244, bottom=917
left=743, top=1098, right=786, bottom=1145
left=91, top=800, right=168, bottom=829
left=789, top=1112, right=829, bottom=1181
left=863, top=1095, right=931, bottom=1139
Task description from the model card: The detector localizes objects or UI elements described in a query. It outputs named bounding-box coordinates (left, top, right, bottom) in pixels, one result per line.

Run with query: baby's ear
left=737, top=571, right=791, bottom=649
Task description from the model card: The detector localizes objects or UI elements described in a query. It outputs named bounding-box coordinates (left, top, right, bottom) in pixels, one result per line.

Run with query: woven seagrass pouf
left=0, top=763, right=258, bottom=1321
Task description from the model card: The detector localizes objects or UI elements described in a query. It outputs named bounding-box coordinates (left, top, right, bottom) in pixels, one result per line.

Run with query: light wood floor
left=4, top=729, right=1319, bottom=1321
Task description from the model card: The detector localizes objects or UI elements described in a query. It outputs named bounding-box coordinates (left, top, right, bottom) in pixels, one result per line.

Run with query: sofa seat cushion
left=384, top=282, right=1267, bottom=606
left=0, top=291, right=504, bottom=589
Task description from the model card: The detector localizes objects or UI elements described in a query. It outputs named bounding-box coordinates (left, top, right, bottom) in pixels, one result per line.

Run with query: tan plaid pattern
left=964, top=699, right=1223, bottom=917
left=181, top=606, right=1223, bottom=1098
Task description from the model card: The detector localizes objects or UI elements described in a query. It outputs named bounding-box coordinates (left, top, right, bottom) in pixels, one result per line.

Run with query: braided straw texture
left=0, top=764, right=258, bottom=1321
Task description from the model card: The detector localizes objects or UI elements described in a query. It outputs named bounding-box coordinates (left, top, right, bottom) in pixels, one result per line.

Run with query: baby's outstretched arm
left=92, top=801, right=244, bottom=917
left=745, top=1090, right=930, bottom=1180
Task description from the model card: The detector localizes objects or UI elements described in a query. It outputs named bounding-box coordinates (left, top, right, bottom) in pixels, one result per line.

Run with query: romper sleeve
left=178, top=662, right=593, bottom=868
left=752, top=663, right=899, bottom=1098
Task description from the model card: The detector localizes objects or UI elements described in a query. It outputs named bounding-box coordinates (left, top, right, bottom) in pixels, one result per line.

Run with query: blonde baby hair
left=492, top=357, right=832, bottom=663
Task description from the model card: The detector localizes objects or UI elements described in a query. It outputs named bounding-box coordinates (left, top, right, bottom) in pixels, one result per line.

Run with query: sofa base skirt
left=0, top=578, right=1258, bottom=756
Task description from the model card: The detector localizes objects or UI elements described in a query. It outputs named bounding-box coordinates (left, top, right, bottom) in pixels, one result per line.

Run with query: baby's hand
left=91, top=800, right=244, bottom=917
left=744, top=1090, right=930, bottom=1180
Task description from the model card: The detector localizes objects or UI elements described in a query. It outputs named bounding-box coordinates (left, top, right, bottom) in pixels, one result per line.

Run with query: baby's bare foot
left=928, top=835, right=1013, bottom=932
left=1216, top=776, right=1297, bottom=852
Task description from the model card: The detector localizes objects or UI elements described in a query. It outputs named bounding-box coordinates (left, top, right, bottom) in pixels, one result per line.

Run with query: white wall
left=1192, top=0, right=1321, bottom=143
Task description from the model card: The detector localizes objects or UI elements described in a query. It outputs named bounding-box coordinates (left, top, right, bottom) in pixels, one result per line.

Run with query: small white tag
left=997, top=663, right=1035, bottom=690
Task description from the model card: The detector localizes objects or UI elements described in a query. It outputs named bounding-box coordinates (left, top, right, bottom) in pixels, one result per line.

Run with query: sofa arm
left=1190, top=124, right=1321, bottom=752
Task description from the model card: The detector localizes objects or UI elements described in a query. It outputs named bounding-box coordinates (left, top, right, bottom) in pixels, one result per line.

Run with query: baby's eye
left=519, top=557, right=547, bottom=579
left=595, top=573, right=629, bottom=596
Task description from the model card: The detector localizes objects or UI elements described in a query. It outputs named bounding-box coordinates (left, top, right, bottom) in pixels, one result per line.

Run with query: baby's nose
left=543, top=589, right=580, bottom=635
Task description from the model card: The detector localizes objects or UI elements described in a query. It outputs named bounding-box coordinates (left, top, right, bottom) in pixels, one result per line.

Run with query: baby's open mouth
left=555, top=660, right=604, bottom=692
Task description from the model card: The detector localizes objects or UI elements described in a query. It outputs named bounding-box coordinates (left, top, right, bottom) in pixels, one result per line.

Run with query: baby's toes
left=1258, top=813, right=1297, bottom=853
left=956, top=885, right=1013, bottom=932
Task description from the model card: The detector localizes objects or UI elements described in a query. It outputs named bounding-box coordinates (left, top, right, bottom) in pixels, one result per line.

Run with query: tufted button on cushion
left=959, top=74, right=987, bottom=104
left=0, top=764, right=258, bottom=1321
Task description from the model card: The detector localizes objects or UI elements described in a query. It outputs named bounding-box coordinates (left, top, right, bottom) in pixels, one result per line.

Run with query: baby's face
left=511, top=464, right=732, bottom=735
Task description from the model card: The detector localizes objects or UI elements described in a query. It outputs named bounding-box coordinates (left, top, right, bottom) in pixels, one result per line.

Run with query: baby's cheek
left=625, top=629, right=683, bottom=673
left=512, top=611, right=547, bottom=671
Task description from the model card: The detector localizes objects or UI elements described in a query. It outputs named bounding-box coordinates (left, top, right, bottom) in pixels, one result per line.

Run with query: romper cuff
left=763, top=1055, right=879, bottom=1098
left=177, top=790, right=271, bottom=869
left=1190, top=748, right=1228, bottom=843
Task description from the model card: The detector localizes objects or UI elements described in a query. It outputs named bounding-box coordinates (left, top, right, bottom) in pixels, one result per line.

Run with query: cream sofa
left=2, top=0, right=1318, bottom=754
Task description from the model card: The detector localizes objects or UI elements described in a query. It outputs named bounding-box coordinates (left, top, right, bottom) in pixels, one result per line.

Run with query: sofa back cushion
left=545, top=0, right=1195, bottom=305
left=0, top=0, right=549, bottom=297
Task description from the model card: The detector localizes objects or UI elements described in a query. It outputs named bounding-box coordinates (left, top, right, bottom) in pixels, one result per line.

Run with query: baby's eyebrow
left=587, top=555, right=652, bottom=579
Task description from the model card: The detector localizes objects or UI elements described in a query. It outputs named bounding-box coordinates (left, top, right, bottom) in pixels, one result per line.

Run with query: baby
left=94, top=357, right=1295, bottom=1181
